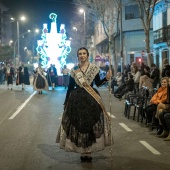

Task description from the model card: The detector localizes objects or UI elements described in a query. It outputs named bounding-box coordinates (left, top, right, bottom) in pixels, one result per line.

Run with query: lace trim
left=70, top=63, right=99, bottom=87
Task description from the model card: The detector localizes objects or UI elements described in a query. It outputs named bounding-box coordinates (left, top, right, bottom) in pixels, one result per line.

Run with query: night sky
left=0, top=0, right=76, bottom=31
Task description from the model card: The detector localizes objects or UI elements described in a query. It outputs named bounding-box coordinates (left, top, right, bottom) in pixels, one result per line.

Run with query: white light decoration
left=36, top=13, right=71, bottom=74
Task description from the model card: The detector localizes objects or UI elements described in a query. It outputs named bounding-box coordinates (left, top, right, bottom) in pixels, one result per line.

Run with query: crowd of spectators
left=111, top=58, right=170, bottom=141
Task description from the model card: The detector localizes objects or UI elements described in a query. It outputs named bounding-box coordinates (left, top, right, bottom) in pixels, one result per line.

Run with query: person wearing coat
left=139, top=66, right=153, bottom=92
left=144, top=77, right=168, bottom=124
left=114, top=74, right=134, bottom=99
left=162, top=58, right=170, bottom=77
left=16, top=63, right=30, bottom=90
left=5, top=64, right=15, bottom=90
left=150, top=63, right=160, bottom=88
left=47, top=64, right=58, bottom=89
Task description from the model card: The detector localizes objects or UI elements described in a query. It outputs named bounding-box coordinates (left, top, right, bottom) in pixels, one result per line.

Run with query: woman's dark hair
left=77, top=47, right=89, bottom=57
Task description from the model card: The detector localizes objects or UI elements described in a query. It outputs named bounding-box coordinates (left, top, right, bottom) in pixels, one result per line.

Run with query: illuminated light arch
left=36, top=13, right=71, bottom=74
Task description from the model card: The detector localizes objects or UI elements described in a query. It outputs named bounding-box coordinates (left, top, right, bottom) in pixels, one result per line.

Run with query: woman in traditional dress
left=56, top=47, right=112, bottom=162
left=33, top=63, right=49, bottom=94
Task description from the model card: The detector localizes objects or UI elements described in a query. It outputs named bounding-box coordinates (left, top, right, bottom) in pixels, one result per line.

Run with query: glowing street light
left=35, top=29, right=39, bottom=33
left=79, top=9, right=86, bottom=26
left=79, top=8, right=86, bottom=45
left=73, top=27, right=77, bottom=31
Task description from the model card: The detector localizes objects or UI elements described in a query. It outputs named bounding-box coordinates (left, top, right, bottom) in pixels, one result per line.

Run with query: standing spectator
left=16, top=63, right=30, bottom=90
left=150, top=63, right=160, bottom=88
left=0, top=64, right=3, bottom=84
left=162, top=58, right=170, bottom=77
left=61, top=65, right=70, bottom=89
left=5, top=64, right=15, bottom=90
left=53, top=64, right=58, bottom=86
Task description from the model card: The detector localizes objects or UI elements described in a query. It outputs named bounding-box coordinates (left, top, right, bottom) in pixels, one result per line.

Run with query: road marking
left=9, top=91, right=36, bottom=119
left=107, top=112, right=116, bottom=118
left=119, top=123, right=132, bottom=132
left=139, top=141, right=161, bottom=155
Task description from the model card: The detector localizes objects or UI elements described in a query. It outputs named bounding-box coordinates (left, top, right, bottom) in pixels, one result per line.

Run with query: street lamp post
left=79, top=9, right=86, bottom=45
left=32, top=29, right=40, bottom=64
left=14, top=30, right=31, bottom=68
left=11, top=16, right=26, bottom=61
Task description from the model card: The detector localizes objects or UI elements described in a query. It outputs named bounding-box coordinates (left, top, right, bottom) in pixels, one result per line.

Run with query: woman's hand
left=106, top=70, right=112, bottom=80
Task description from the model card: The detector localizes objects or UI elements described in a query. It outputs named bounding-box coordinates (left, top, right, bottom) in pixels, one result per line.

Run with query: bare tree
left=132, top=0, right=158, bottom=66
left=73, top=0, right=120, bottom=74
left=66, top=20, right=86, bottom=64
left=0, top=45, right=13, bottom=61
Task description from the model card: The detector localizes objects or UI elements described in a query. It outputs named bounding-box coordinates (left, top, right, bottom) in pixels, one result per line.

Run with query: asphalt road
left=0, top=84, right=170, bottom=170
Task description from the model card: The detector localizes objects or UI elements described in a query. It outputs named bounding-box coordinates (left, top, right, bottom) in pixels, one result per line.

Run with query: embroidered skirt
left=56, top=87, right=111, bottom=153
left=33, top=74, right=48, bottom=91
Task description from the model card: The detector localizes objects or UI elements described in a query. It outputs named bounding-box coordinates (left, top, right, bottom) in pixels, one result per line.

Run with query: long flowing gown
left=33, top=67, right=49, bottom=91
left=56, top=63, right=111, bottom=153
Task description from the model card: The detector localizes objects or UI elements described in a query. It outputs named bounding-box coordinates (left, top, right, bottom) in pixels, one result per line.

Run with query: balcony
left=153, top=27, right=167, bottom=44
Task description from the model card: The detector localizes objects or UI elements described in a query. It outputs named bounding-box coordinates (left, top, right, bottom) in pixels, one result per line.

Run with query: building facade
left=153, top=0, right=170, bottom=71
left=0, top=3, right=12, bottom=46
left=89, top=1, right=153, bottom=71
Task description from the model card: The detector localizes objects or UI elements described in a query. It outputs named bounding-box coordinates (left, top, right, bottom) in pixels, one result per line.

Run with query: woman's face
left=78, top=49, right=88, bottom=63
left=161, top=79, right=168, bottom=87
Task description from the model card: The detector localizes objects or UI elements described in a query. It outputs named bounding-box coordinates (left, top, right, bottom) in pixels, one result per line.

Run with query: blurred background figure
left=47, top=64, right=58, bottom=90
left=16, top=63, right=30, bottom=90
left=61, top=65, right=70, bottom=89
left=4, top=64, right=15, bottom=90
left=33, top=63, right=49, bottom=94
left=0, top=64, right=4, bottom=84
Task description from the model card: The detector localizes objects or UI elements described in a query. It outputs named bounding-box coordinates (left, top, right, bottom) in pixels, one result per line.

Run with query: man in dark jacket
left=150, top=63, right=160, bottom=88
left=162, top=58, right=170, bottom=77
left=115, top=74, right=134, bottom=99
left=16, top=63, right=30, bottom=90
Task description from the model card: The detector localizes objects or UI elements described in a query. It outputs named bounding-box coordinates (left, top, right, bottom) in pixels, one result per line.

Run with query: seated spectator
left=132, top=65, right=141, bottom=94
left=153, top=77, right=170, bottom=134
left=144, top=77, right=168, bottom=125
left=121, top=70, right=128, bottom=84
left=158, top=111, right=170, bottom=141
left=114, top=74, right=134, bottom=99
left=113, top=77, right=128, bottom=95
left=139, top=66, right=153, bottom=92
left=111, top=72, right=122, bottom=92
left=139, top=62, right=146, bottom=76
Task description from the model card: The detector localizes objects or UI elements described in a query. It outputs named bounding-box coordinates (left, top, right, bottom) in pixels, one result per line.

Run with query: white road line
left=119, top=123, right=132, bottom=132
left=9, top=91, right=36, bottom=120
left=107, top=112, right=116, bottom=118
left=139, top=141, right=161, bottom=155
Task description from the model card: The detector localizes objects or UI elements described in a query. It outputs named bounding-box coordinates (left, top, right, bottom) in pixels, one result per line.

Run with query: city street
left=0, top=84, right=170, bottom=170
